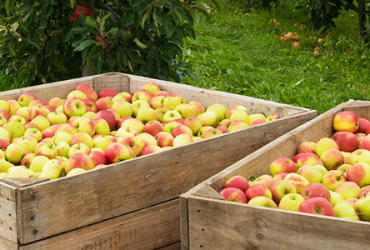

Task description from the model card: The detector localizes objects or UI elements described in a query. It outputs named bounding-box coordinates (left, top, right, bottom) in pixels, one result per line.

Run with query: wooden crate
left=0, top=73, right=316, bottom=249
left=180, top=100, right=370, bottom=250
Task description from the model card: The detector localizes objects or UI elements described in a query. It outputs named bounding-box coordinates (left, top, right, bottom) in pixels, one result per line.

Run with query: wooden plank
left=127, top=74, right=313, bottom=117
left=93, top=73, right=130, bottom=94
left=155, top=241, right=181, bottom=250
left=0, top=179, right=49, bottom=189
left=0, top=236, right=18, bottom=250
left=20, top=199, right=180, bottom=250
left=16, top=106, right=316, bottom=244
left=0, top=182, right=18, bottom=243
left=187, top=196, right=370, bottom=250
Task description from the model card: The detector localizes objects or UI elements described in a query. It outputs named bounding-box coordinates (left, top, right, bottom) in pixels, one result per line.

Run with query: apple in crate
left=333, top=111, right=359, bottom=133
left=245, top=184, right=272, bottom=200
left=319, top=148, right=344, bottom=171
left=298, top=197, right=335, bottom=217
left=300, top=183, right=330, bottom=200
left=269, top=157, right=296, bottom=176
left=278, top=193, right=305, bottom=211
left=284, top=173, right=309, bottom=194
left=346, top=162, right=370, bottom=187
left=333, top=201, right=360, bottom=221
left=270, top=180, right=296, bottom=204
left=331, top=131, right=358, bottom=152
left=296, top=165, right=323, bottom=183
left=334, top=181, right=361, bottom=200
left=358, top=117, right=370, bottom=133
left=322, top=170, right=346, bottom=191
left=315, top=138, right=339, bottom=157
left=355, top=195, right=370, bottom=221
left=248, top=196, right=277, bottom=208
left=293, top=153, right=324, bottom=168
left=219, top=187, right=247, bottom=203
left=224, top=175, right=249, bottom=193
left=350, top=149, right=370, bottom=165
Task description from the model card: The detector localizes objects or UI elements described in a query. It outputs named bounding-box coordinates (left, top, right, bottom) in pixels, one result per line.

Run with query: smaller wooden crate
left=0, top=73, right=316, bottom=249
left=180, top=100, right=370, bottom=250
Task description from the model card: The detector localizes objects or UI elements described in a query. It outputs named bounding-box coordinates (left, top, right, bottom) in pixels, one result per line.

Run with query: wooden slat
left=0, top=182, right=17, bottom=243
left=16, top=106, right=315, bottom=244
left=127, top=74, right=313, bottom=117
left=0, top=179, right=49, bottom=189
left=188, top=196, right=370, bottom=250
left=93, top=73, right=130, bottom=94
left=20, top=199, right=180, bottom=250
left=155, top=241, right=181, bottom=250
left=0, top=236, right=18, bottom=250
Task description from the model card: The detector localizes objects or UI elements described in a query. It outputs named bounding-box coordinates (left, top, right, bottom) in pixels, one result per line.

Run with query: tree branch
left=95, top=4, right=121, bottom=19
left=41, top=16, right=52, bottom=57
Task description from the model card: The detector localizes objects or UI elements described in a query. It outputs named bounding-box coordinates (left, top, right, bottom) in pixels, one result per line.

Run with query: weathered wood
left=156, top=241, right=181, bottom=250
left=181, top=100, right=370, bottom=250
left=127, top=74, right=312, bottom=117
left=19, top=199, right=180, bottom=250
left=93, top=73, right=130, bottom=93
left=0, top=236, right=18, bottom=250
left=0, top=182, right=17, bottom=243
left=0, top=179, right=49, bottom=189
left=187, top=196, right=370, bottom=250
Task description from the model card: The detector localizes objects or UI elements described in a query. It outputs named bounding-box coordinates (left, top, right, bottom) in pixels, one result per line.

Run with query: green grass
left=182, top=1, right=370, bottom=114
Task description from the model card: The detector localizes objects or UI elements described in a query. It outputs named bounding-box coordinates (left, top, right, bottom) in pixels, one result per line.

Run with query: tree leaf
left=86, top=16, right=97, bottom=27
left=73, top=39, right=95, bottom=52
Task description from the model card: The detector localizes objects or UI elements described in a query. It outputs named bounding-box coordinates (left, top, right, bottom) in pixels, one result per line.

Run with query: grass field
left=181, top=0, right=370, bottom=114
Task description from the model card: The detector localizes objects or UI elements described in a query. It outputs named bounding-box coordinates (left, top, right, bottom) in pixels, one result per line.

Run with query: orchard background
left=1, top=0, right=370, bottom=114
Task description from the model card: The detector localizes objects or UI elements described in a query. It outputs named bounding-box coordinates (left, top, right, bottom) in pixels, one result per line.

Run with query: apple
left=333, top=201, right=360, bottom=221
left=92, top=118, right=111, bottom=135
left=298, top=197, right=335, bottom=216
left=136, top=107, right=158, bottom=123
left=92, top=134, right=117, bottom=151
left=95, top=96, right=113, bottom=111
left=141, top=82, right=161, bottom=95
left=284, top=173, right=309, bottom=194
left=173, top=133, right=193, bottom=147
left=320, top=148, right=344, bottom=171
left=358, top=117, right=370, bottom=133
left=218, top=119, right=231, bottom=128
left=105, top=143, right=135, bottom=163
left=7, top=166, right=29, bottom=178
left=16, top=106, right=30, bottom=119
left=198, top=111, right=220, bottom=127
left=149, top=96, right=166, bottom=110
left=63, top=97, right=87, bottom=118
left=121, top=118, right=145, bottom=134
left=336, top=163, right=352, bottom=176
left=172, top=125, right=193, bottom=138
left=301, top=183, right=330, bottom=201
left=269, top=157, right=296, bottom=176
left=270, top=180, right=297, bottom=204
left=206, top=104, right=227, bottom=120
left=346, top=162, right=370, bottom=187
left=65, top=152, right=95, bottom=174
left=75, top=83, right=98, bottom=101
left=82, top=98, right=97, bottom=113
left=98, top=88, right=118, bottom=98
left=47, top=111, right=68, bottom=125
left=155, top=107, right=171, bottom=123
left=292, top=152, right=324, bottom=168
left=41, top=159, right=65, bottom=179
left=28, top=99, right=46, bottom=108
left=140, top=145, right=163, bottom=156
left=273, top=173, right=288, bottom=182
left=121, top=137, right=145, bottom=156
left=0, top=109, right=10, bottom=121
left=153, top=90, right=170, bottom=98
left=89, top=150, right=107, bottom=167
left=0, top=159, right=14, bottom=173
left=155, top=132, right=174, bottom=147
left=225, top=105, right=248, bottom=119
left=359, top=186, right=370, bottom=198
left=70, top=132, right=94, bottom=148
left=315, top=138, right=339, bottom=157
left=219, top=187, right=247, bottom=203
left=162, top=110, right=182, bottom=123
left=341, top=151, right=351, bottom=164
left=7, top=99, right=21, bottom=116
left=321, top=170, right=347, bottom=191
left=358, top=134, right=370, bottom=151
left=24, top=128, right=42, bottom=142
left=4, top=120, right=25, bottom=139
left=249, top=119, right=266, bottom=126
left=72, top=116, right=95, bottom=136
left=143, top=120, right=164, bottom=137
left=334, top=181, right=361, bottom=200
left=34, top=142, right=57, bottom=159
left=228, top=120, right=249, bottom=132
left=112, top=92, right=132, bottom=103
left=131, top=100, right=150, bottom=117
left=350, top=149, right=370, bottom=165
left=266, top=114, right=281, bottom=122
left=0, top=100, right=10, bottom=112
left=329, top=190, right=345, bottom=207
left=245, top=184, right=272, bottom=200
left=135, top=133, right=157, bottom=148
left=249, top=175, right=275, bottom=189
left=163, top=94, right=185, bottom=110
left=229, top=110, right=250, bottom=124
left=95, top=110, right=116, bottom=130
left=188, top=101, right=205, bottom=116
left=66, top=168, right=87, bottom=176
left=248, top=196, right=277, bottom=208
left=55, top=141, right=71, bottom=157
left=17, top=134, right=38, bottom=152
left=224, top=175, right=249, bottom=192
left=131, top=89, right=153, bottom=103
left=68, top=142, right=91, bottom=157
left=111, top=101, right=133, bottom=118
left=55, top=123, right=77, bottom=135
left=0, top=138, right=10, bottom=150
left=182, top=116, right=202, bottom=135
left=202, top=128, right=223, bottom=139
left=5, top=143, right=25, bottom=164
left=297, top=165, right=323, bottom=183
left=278, top=193, right=305, bottom=211
left=333, top=111, right=359, bottom=133
left=175, top=104, right=196, bottom=119
left=355, top=195, right=370, bottom=221
left=48, top=97, right=65, bottom=110
left=331, top=131, right=358, bottom=152
left=67, top=90, right=87, bottom=100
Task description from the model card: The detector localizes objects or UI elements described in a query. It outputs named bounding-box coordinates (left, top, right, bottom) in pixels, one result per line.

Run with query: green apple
left=188, top=101, right=205, bottom=116
left=7, top=166, right=29, bottom=178
left=131, top=100, right=150, bottom=117
left=136, top=107, right=158, bottom=123
left=334, top=200, right=360, bottom=220
left=30, top=115, right=51, bottom=132
left=315, top=138, right=339, bottom=157
left=248, top=196, right=277, bottom=208
left=355, top=195, right=370, bottom=221
left=29, top=155, right=50, bottom=172
left=47, top=111, right=68, bottom=125
left=229, top=110, right=250, bottom=124
left=225, top=105, right=248, bottom=119
left=112, top=101, right=133, bottom=118
left=41, top=159, right=65, bottom=179
left=3, top=120, right=25, bottom=138
left=197, top=111, right=219, bottom=127
left=5, top=143, right=25, bottom=164
left=278, top=193, right=305, bottom=211
left=0, top=159, right=14, bottom=173
left=206, top=104, right=227, bottom=120
left=175, top=104, right=196, bottom=119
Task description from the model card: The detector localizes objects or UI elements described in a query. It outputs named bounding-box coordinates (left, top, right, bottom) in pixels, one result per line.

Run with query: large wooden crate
left=180, top=100, right=370, bottom=250
left=0, top=73, right=316, bottom=249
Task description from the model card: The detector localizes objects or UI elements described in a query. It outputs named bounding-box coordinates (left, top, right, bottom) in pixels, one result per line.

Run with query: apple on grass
left=278, top=193, right=305, bottom=211
left=298, top=197, right=335, bottom=217
left=219, top=187, right=247, bottom=203
left=248, top=196, right=277, bottom=208
left=224, top=175, right=249, bottom=193
left=270, top=180, right=297, bottom=204
left=269, top=157, right=296, bottom=176
left=245, top=184, right=272, bottom=200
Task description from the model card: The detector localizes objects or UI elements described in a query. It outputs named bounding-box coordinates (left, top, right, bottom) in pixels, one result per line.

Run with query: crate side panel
left=0, top=236, right=19, bottom=250
left=93, top=74, right=130, bottom=94
left=0, top=182, right=17, bottom=243
left=188, top=196, right=370, bottom=250
left=127, top=74, right=313, bottom=117
left=155, top=241, right=180, bottom=250
left=20, top=199, right=180, bottom=250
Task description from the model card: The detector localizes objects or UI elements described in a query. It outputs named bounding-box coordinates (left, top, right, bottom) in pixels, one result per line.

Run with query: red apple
left=224, top=175, right=249, bottom=193
left=301, top=183, right=330, bottom=201
left=219, top=187, right=247, bottom=203
left=298, top=197, right=335, bottom=216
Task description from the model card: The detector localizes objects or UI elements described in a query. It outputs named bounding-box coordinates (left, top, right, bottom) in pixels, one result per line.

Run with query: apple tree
left=0, top=0, right=218, bottom=87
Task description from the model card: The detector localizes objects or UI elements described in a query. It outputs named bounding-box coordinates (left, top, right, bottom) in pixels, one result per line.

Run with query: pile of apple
left=220, top=110, right=370, bottom=222
left=0, top=82, right=281, bottom=180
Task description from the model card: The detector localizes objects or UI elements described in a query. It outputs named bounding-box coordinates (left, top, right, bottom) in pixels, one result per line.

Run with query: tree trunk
left=82, top=0, right=97, bottom=77
left=358, top=0, right=368, bottom=43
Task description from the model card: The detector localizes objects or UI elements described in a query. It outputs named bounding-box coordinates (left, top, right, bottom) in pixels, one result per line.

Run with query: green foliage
left=0, top=0, right=215, bottom=86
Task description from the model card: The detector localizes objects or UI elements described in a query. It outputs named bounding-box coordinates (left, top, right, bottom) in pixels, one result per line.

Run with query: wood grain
left=20, top=199, right=180, bottom=250
left=0, top=182, right=18, bottom=243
